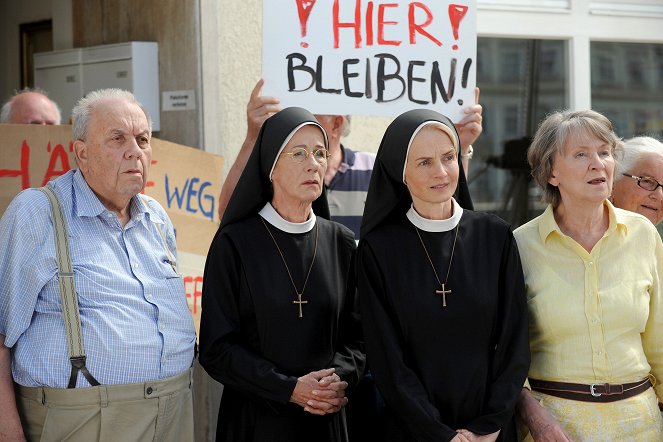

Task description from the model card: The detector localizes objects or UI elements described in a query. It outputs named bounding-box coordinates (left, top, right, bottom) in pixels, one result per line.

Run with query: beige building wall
left=71, top=0, right=202, bottom=149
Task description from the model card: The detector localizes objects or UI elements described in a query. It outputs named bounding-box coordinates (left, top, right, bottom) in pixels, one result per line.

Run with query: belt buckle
left=590, top=384, right=602, bottom=397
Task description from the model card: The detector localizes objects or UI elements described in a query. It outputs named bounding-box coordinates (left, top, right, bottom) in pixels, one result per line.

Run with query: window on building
left=470, top=38, right=567, bottom=226
left=591, top=42, right=663, bottom=140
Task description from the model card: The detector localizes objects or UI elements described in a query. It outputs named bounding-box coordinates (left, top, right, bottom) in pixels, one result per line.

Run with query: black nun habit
left=358, top=109, right=530, bottom=442
left=200, top=107, right=365, bottom=442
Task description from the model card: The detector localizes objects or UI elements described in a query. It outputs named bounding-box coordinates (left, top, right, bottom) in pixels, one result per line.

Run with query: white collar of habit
left=259, top=202, right=317, bottom=234
left=406, top=198, right=463, bottom=232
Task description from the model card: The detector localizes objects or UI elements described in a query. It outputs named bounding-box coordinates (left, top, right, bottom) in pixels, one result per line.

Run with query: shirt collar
left=72, top=169, right=158, bottom=224
left=406, top=198, right=463, bottom=232
left=337, top=144, right=355, bottom=174
left=259, top=202, right=316, bottom=233
left=538, top=200, right=628, bottom=242
left=135, top=195, right=166, bottom=225
left=606, top=199, right=629, bottom=236
left=73, top=169, right=108, bottom=218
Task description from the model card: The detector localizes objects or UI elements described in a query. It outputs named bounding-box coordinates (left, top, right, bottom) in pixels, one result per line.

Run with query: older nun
left=199, top=107, right=365, bottom=442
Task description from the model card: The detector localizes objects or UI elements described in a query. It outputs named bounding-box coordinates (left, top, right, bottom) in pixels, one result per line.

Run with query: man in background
left=0, top=88, right=61, bottom=125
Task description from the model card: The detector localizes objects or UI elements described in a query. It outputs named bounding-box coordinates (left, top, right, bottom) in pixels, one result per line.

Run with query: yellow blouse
left=514, top=201, right=663, bottom=398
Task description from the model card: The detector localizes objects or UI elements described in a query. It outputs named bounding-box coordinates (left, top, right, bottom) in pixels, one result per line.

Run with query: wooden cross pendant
left=293, top=293, right=308, bottom=318
left=436, top=284, right=452, bottom=307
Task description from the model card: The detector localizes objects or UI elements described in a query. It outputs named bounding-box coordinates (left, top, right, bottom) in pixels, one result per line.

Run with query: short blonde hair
left=528, top=109, right=623, bottom=207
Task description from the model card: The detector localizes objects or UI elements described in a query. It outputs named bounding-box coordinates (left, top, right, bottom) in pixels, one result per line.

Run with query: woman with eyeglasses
left=515, top=110, right=663, bottom=441
left=612, top=136, right=663, bottom=226
left=199, top=107, right=365, bottom=442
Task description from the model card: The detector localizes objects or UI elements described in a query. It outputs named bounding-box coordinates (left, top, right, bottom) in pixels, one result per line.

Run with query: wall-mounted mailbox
left=34, top=42, right=160, bottom=131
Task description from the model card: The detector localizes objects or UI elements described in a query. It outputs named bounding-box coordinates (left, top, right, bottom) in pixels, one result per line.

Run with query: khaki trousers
left=15, top=369, right=194, bottom=442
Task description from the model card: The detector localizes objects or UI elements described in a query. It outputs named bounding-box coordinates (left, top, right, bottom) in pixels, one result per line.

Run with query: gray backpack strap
left=39, top=185, right=100, bottom=388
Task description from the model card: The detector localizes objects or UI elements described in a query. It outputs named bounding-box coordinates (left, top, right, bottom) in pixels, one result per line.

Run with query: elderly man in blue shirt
left=0, top=89, right=196, bottom=442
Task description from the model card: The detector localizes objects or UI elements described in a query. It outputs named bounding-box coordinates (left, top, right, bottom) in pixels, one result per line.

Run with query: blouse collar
left=406, top=198, right=463, bottom=232
left=538, top=200, right=627, bottom=243
left=259, top=202, right=316, bottom=233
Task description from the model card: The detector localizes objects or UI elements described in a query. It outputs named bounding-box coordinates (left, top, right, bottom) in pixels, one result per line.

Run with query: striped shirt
left=0, top=170, right=196, bottom=387
left=326, top=145, right=376, bottom=239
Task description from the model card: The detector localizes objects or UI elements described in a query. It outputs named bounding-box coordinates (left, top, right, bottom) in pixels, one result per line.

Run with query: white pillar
left=567, top=35, right=591, bottom=110
left=199, top=0, right=224, bottom=156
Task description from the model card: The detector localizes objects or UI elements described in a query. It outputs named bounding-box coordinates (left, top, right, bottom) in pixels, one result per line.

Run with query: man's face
left=75, top=98, right=152, bottom=209
left=314, top=114, right=342, bottom=147
left=10, top=92, right=59, bottom=125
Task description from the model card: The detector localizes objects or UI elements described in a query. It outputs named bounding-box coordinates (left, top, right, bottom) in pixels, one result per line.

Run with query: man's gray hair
left=318, top=115, right=352, bottom=137
left=339, top=115, right=351, bottom=137
left=0, top=87, right=62, bottom=124
left=72, top=89, right=152, bottom=141
left=614, top=136, right=663, bottom=181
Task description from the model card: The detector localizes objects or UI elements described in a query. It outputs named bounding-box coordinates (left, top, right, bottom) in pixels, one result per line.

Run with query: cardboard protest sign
left=263, top=0, right=476, bottom=121
left=0, top=124, right=223, bottom=335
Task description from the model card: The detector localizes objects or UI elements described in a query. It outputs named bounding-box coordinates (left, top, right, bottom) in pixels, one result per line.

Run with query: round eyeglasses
left=281, top=147, right=330, bottom=164
left=623, top=173, right=663, bottom=192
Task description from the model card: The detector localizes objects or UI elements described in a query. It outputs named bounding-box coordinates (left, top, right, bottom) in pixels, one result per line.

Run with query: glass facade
left=591, top=42, right=663, bottom=236
left=471, top=38, right=567, bottom=227
left=591, top=42, right=663, bottom=139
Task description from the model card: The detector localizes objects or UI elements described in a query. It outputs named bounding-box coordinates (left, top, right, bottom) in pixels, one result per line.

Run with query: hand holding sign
left=455, top=87, right=482, bottom=151
left=247, top=79, right=282, bottom=142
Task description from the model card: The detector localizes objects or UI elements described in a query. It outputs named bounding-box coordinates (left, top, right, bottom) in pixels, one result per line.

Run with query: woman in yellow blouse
left=514, top=110, right=663, bottom=441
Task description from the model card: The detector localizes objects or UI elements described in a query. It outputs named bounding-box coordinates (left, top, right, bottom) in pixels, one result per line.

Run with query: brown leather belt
left=529, top=378, right=652, bottom=403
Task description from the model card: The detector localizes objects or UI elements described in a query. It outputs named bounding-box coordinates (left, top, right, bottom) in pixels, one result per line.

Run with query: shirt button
left=146, top=294, right=152, bottom=300
left=588, top=261, right=594, bottom=266
left=134, top=262, right=140, bottom=268
left=146, top=387, right=153, bottom=395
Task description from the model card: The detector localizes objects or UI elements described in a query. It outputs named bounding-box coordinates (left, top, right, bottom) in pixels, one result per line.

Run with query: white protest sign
left=263, top=0, right=476, bottom=122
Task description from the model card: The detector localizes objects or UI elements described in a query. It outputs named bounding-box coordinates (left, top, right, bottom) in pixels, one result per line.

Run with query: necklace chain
left=260, top=217, right=318, bottom=298
left=414, top=224, right=459, bottom=288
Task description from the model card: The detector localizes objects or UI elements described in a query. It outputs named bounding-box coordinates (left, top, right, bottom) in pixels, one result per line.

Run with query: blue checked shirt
left=0, top=170, right=196, bottom=387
